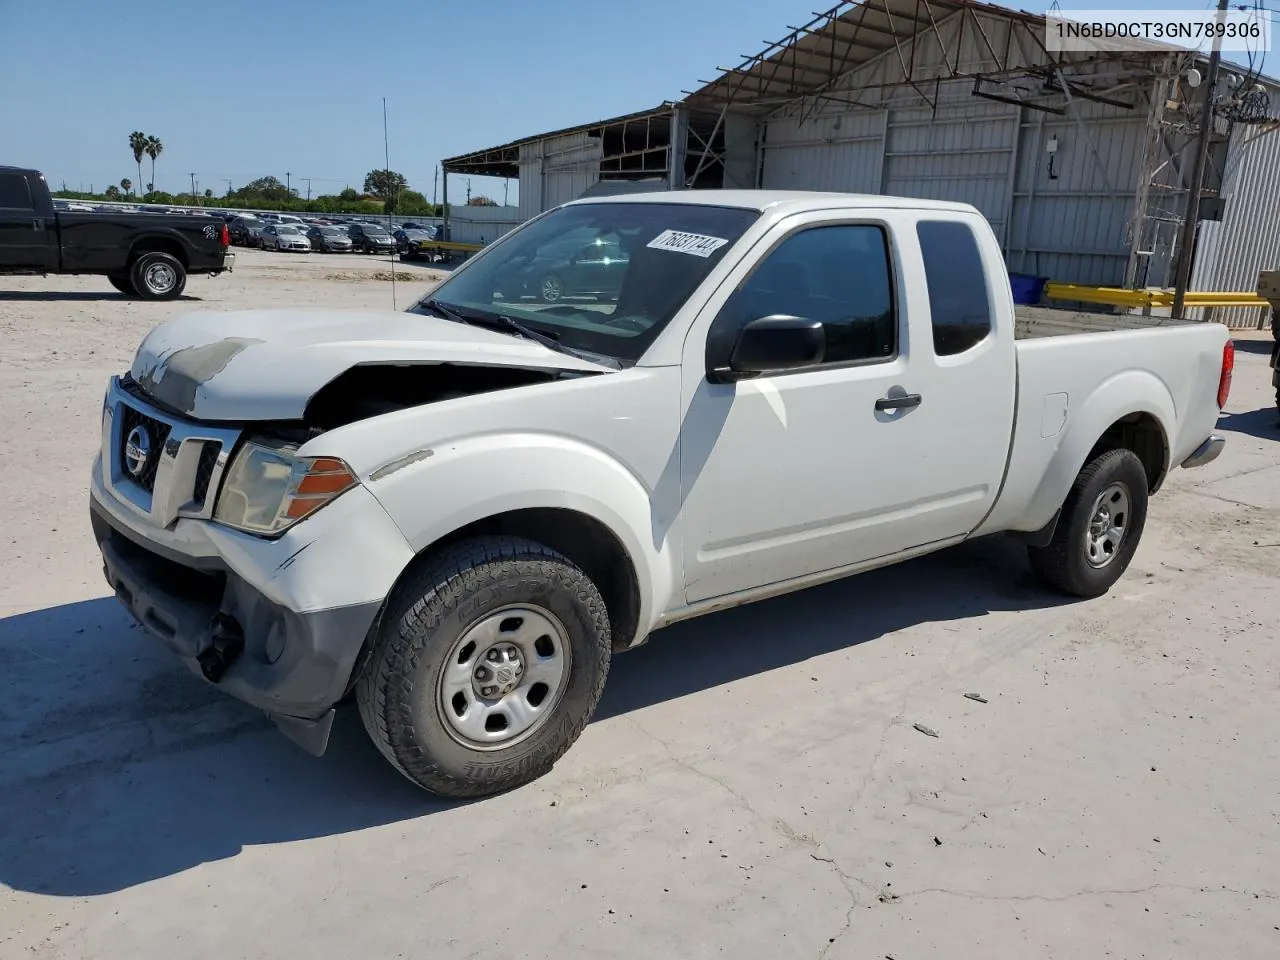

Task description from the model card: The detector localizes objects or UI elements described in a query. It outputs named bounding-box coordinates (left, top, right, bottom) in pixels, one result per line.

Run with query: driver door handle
left=875, top=393, right=922, bottom=412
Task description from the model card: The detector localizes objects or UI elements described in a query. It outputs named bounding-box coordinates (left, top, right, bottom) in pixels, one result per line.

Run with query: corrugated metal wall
left=1189, top=123, right=1280, bottom=328
left=1008, top=100, right=1148, bottom=287
left=758, top=7, right=1147, bottom=288
left=446, top=205, right=523, bottom=244
left=517, top=132, right=602, bottom=220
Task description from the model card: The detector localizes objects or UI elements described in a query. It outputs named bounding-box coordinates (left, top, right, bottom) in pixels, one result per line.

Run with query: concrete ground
left=2, top=251, right=1278, bottom=959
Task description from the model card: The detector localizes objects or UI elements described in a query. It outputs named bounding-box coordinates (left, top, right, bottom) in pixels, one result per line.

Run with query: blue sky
left=0, top=0, right=1260, bottom=203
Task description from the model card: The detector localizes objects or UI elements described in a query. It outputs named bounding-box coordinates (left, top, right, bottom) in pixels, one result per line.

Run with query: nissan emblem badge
left=125, top=424, right=151, bottom=478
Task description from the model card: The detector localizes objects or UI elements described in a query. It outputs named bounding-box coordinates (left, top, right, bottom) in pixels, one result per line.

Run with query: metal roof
left=441, top=105, right=677, bottom=178
left=682, top=0, right=1277, bottom=115
left=444, top=0, right=1280, bottom=176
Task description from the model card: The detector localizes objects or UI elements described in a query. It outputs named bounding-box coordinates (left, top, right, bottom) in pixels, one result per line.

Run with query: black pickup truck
left=0, top=166, right=234, bottom=299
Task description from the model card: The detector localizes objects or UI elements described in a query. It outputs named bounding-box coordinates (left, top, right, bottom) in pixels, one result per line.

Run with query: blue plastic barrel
left=1009, top=273, right=1048, bottom=305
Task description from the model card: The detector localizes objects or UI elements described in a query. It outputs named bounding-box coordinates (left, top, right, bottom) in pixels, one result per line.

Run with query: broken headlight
left=213, top=439, right=356, bottom=536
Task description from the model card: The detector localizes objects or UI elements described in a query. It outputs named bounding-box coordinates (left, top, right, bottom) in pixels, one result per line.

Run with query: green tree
left=466, top=195, right=498, bottom=206
left=120, top=177, right=132, bottom=195
left=363, top=169, right=407, bottom=212
left=144, top=136, right=163, bottom=192
left=236, top=176, right=291, bottom=202
left=128, top=131, right=147, bottom=196
left=104, top=184, right=121, bottom=199
left=397, top=189, right=432, bottom=215
left=339, top=187, right=360, bottom=202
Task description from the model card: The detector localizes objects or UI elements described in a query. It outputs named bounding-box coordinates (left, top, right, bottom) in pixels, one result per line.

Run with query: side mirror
left=711, top=315, right=825, bottom=382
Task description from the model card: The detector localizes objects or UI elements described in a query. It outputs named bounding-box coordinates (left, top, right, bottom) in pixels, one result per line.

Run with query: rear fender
left=1017, top=370, right=1174, bottom=532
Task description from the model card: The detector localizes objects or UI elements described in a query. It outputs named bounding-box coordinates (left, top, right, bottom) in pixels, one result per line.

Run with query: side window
left=709, top=224, right=896, bottom=368
left=0, top=174, right=34, bottom=210
left=916, top=220, right=992, bottom=356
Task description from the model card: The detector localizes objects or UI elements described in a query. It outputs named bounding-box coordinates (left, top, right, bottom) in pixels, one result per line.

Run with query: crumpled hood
left=130, top=308, right=613, bottom=421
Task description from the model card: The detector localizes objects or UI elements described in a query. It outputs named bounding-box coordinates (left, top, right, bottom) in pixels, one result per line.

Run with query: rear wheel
left=130, top=251, right=187, bottom=300
left=107, top=273, right=136, bottom=296
left=1028, top=448, right=1149, bottom=598
left=356, top=536, right=611, bottom=798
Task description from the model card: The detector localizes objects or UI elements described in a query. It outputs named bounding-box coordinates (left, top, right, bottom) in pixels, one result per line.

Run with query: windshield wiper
left=420, top=299, right=622, bottom=369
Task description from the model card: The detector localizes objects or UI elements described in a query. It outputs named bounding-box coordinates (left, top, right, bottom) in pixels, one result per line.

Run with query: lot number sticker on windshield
left=646, top=229, right=729, bottom=258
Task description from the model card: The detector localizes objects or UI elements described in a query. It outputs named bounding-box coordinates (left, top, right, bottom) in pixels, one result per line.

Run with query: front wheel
left=1028, top=448, right=1149, bottom=598
left=130, top=251, right=187, bottom=300
left=357, top=536, right=611, bottom=798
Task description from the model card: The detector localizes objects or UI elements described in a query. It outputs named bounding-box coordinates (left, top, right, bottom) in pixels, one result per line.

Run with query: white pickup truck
left=90, top=190, right=1234, bottom=797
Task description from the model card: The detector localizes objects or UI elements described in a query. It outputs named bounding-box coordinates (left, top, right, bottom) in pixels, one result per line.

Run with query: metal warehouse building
left=443, top=0, right=1280, bottom=325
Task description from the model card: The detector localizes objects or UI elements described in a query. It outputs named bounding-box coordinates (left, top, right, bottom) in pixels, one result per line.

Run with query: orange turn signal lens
left=283, top=458, right=357, bottom=522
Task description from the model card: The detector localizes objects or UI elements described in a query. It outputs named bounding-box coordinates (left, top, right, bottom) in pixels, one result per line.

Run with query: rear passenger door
left=677, top=209, right=1015, bottom=603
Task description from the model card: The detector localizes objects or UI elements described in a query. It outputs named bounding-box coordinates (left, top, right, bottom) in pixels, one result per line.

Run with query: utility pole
left=503, top=179, right=509, bottom=207
left=224, top=178, right=233, bottom=196
left=286, top=171, right=291, bottom=197
left=189, top=172, right=198, bottom=205
left=1171, top=0, right=1228, bottom=319
left=466, top=178, right=472, bottom=204
left=433, top=165, right=439, bottom=207
left=302, top=178, right=311, bottom=201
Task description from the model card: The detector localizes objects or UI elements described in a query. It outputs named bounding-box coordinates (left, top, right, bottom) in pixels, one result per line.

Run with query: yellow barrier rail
left=1044, top=282, right=1269, bottom=309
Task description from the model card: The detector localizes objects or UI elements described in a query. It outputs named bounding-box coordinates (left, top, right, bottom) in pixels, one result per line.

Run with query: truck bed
left=1014, top=305, right=1195, bottom=340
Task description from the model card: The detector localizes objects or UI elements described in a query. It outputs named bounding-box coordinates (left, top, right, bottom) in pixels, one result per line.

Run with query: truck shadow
left=0, top=536, right=1068, bottom=897
left=0, top=291, right=204, bottom=302
left=1232, top=337, right=1274, bottom=356
left=1218, top=406, right=1279, bottom=440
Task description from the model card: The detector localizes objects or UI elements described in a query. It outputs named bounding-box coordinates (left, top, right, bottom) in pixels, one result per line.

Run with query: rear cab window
left=916, top=220, right=993, bottom=356
left=0, top=173, right=34, bottom=210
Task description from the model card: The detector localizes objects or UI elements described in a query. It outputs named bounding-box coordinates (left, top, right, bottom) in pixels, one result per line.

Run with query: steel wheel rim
left=437, top=604, right=572, bottom=750
left=1084, top=481, right=1130, bottom=568
left=144, top=262, right=176, bottom=293
left=541, top=276, right=562, bottom=302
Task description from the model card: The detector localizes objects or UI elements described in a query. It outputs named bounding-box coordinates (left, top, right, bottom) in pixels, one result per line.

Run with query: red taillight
left=220, top=223, right=230, bottom=247
left=1217, top=340, right=1234, bottom=409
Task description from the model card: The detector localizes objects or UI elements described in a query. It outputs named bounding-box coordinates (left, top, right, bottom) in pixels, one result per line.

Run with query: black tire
left=356, top=535, right=611, bottom=798
left=1028, top=448, right=1149, bottom=598
left=107, top=273, right=136, bottom=296
left=130, top=251, right=187, bottom=300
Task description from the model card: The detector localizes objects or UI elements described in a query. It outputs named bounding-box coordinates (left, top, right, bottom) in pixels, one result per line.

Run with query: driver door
left=677, top=210, right=1011, bottom=604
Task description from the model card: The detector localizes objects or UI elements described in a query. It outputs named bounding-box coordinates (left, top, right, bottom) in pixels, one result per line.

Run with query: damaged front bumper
left=89, top=459, right=415, bottom=754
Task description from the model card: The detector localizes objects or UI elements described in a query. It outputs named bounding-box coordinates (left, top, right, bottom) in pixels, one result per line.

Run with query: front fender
left=1018, top=369, right=1175, bottom=532
left=360, top=432, right=677, bottom=639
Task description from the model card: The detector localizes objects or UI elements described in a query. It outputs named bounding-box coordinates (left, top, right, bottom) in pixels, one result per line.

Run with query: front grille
left=118, top=405, right=172, bottom=493
left=192, top=441, right=223, bottom=505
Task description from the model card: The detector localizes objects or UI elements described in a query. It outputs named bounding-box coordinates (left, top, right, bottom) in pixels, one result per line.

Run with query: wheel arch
left=1013, top=370, right=1175, bottom=537
left=128, top=233, right=189, bottom=268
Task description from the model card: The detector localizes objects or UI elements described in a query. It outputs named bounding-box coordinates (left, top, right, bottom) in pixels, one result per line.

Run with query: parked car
left=307, top=225, right=353, bottom=253
left=262, top=224, right=311, bottom=252
left=393, top=228, right=435, bottom=259
left=89, top=191, right=1232, bottom=798
left=494, top=231, right=629, bottom=303
left=228, top=215, right=263, bottom=246
left=347, top=222, right=396, bottom=253
left=0, top=165, right=233, bottom=299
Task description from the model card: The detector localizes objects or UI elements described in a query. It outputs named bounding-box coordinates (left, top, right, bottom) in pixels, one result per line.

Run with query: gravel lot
left=2, top=250, right=1278, bottom=959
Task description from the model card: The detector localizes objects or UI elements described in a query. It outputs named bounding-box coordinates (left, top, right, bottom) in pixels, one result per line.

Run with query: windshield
left=317, top=227, right=343, bottom=236
left=407, top=202, right=758, bottom=364
left=363, top=225, right=389, bottom=235
left=278, top=226, right=300, bottom=234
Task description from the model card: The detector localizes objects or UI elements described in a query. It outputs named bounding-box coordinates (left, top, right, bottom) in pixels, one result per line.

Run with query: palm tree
left=129, top=131, right=147, bottom=198
left=121, top=178, right=132, bottom=196
left=144, top=136, right=163, bottom=194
